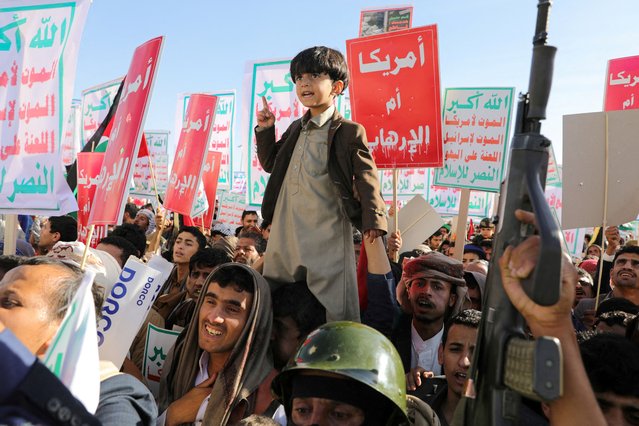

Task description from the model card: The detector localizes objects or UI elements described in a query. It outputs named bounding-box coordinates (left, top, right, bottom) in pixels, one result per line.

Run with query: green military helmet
left=271, top=321, right=408, bottom=425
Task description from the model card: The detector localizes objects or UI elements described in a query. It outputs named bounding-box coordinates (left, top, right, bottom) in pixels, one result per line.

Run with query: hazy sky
left=73, top=0, right=639, bottom=169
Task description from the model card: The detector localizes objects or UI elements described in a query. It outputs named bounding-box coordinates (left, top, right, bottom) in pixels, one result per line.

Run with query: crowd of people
left=0, top=46, right=637, bottom=425
left=1, top=201, right=637, bottom=425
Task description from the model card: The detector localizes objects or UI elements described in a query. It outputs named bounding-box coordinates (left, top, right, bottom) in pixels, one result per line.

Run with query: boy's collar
left=302, top=104, right=336, bottom=128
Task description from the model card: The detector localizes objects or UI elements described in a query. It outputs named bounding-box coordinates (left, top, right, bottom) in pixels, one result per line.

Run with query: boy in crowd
left=256, top=46, right=386, bottom=321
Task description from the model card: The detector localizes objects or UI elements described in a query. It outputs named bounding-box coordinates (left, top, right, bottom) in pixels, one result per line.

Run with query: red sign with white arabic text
left=164, top=94, right=218, bottom=216
left=604, top=55, right=639, bottom=111
left=89, top=37, right=164, bottom=225
left=191, top=151, right=222, bottom=230
left=346, top=26, right=442, bottom=168
left=77, top=152, right=106, bottom=247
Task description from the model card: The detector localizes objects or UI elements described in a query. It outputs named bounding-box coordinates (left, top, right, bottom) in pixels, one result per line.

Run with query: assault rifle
left=454, top=1, right=563, bottom=424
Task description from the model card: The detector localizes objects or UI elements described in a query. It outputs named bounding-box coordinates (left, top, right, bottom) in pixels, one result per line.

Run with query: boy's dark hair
left=290, top=46, right=349, bottom=92
left=189, top=248, right=232, bottom=272
left=97, top=236, right=138, bottom=265
left=463, top=244, right=486, bottom=260
left=428, top=230, right=443, bottom=239
left=576, top=267, right=594, bottom=287
left=580, top=333, right=639, bottom=397
left=142, top=203, right=154, bottom=213
left=272, top=282, right=326, bottom=337
left=613, top=244, right=639, bottom=263
left=47, top=216, right=78, bottom=242
left=479, top=239, right=493, bottom=249
left=208, top=265, right=255, bottom=294
left=595, top=297, right=639, bottom=317
left=238, top=227, right=266, bottom=255
left=438, top=239, right=451, bottom=252
left=241, top=210, right=258, bottom=221
left=398, top=249, right=425, bottom=266
left=110, top=223, right=147, bottom=258
left=178, top=226, right=207, bottom=250
left=442, top=309, right=481, bottom=346
left=626, top=314, right=639, bottom=346
left=124, top=202, right=139, bottom=219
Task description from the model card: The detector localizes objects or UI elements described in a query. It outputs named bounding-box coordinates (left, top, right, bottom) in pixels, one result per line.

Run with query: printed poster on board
left=242, top=59, right=307, bottom=205
left=359, top=6, right=413, bottom=37
left=434, top=87, right=514, bottom=192
left=0, top=0, right=90, bottom=214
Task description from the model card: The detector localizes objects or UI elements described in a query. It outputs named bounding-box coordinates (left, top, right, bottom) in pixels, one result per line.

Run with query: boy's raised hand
left=257, top=96, right=275, bottom=128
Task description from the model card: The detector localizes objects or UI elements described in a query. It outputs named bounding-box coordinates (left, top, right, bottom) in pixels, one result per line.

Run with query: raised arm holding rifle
left=453, top=1, right=606, bottom=425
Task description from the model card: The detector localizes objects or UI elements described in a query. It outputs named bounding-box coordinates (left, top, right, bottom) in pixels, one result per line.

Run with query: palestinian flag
left=66, top=79, right=149, bottom=191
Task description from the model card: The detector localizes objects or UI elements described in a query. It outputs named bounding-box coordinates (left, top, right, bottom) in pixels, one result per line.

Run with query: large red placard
left=346, top=26, right=442, bottom=168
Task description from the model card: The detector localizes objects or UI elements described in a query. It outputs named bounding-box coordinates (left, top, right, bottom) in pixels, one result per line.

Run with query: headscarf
left=46, top=241, right=122, bottom=293
left=400, top=252, right=466, bottom=288
left=136, top=209, right=156, bottom=236
left=158, top=263, right=273, bottom=424
left=212, top=236, right=238, bottom=260
left=396, top=252, right=467, bottom=316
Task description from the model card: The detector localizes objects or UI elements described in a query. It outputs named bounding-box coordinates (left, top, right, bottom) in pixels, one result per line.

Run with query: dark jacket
left=255, top=109, right=387, bottom=233
left=391, top=312, right=414, bottom=372
left=0, top=329, right=100, bottom=425
left=410, top=377, right=449, bottom=426
left=96, top=374, right=157, bottom=425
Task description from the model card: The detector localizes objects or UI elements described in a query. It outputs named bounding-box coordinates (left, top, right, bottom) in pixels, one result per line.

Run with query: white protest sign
left=0, top=0, right=89, bottom=214
left=81, top=77, right=122, bottom=148
left=242, top=59, right=307, bottom=206
left=435, top=87, right=514, bottom=192
left=145, top=130, right=169, bottom=155
left=379, top=168, right=429, bottom=200
left=97, top=255, right=172, bottom=368
left=217, top=190, right=247, bottom=227
left=563, top=109, right=639, bottom=229
left=191, top=180, right=209, bottom=218
left=564, top=227, right=588, bottom=258
left=142, top=324, right=180, bottom=398
left=61, top=98, right=81, bottom=166
left=428, top=169, right=494, bottom=218
left=43, top=270, right=100, bottom=413
left=389, top=195, right=444, bottom=251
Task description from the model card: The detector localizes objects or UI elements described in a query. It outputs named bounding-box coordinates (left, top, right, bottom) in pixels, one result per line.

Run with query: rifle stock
left=454, top=1, right=563, bottom=424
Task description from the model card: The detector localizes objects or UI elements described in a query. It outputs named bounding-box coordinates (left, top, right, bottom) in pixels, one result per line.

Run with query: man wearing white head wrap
left=134, top=209, right=156, bottom=236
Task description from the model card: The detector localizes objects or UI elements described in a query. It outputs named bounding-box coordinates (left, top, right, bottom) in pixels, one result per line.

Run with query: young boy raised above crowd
left=255, top=46, right=386, bottom=322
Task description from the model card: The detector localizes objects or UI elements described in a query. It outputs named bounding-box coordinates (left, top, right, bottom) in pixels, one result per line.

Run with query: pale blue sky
left=73, top=0, right=639, bottom=170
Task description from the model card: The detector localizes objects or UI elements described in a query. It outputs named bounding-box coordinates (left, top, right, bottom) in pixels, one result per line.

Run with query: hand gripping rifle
left=454, top=1, right=562, bottom=424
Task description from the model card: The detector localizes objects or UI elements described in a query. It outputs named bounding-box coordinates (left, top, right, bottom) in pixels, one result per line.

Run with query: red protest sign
left=164, top=94, right=218, bottom=216
left=193, top=151, right=222, bottom=229
left=77, top=152, right=107, bottom=247
left=604, top=55, right=639, bottom=111
left=89, top=37, right=164, bottom=225
left=346, top=26, right=442, bottom=168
